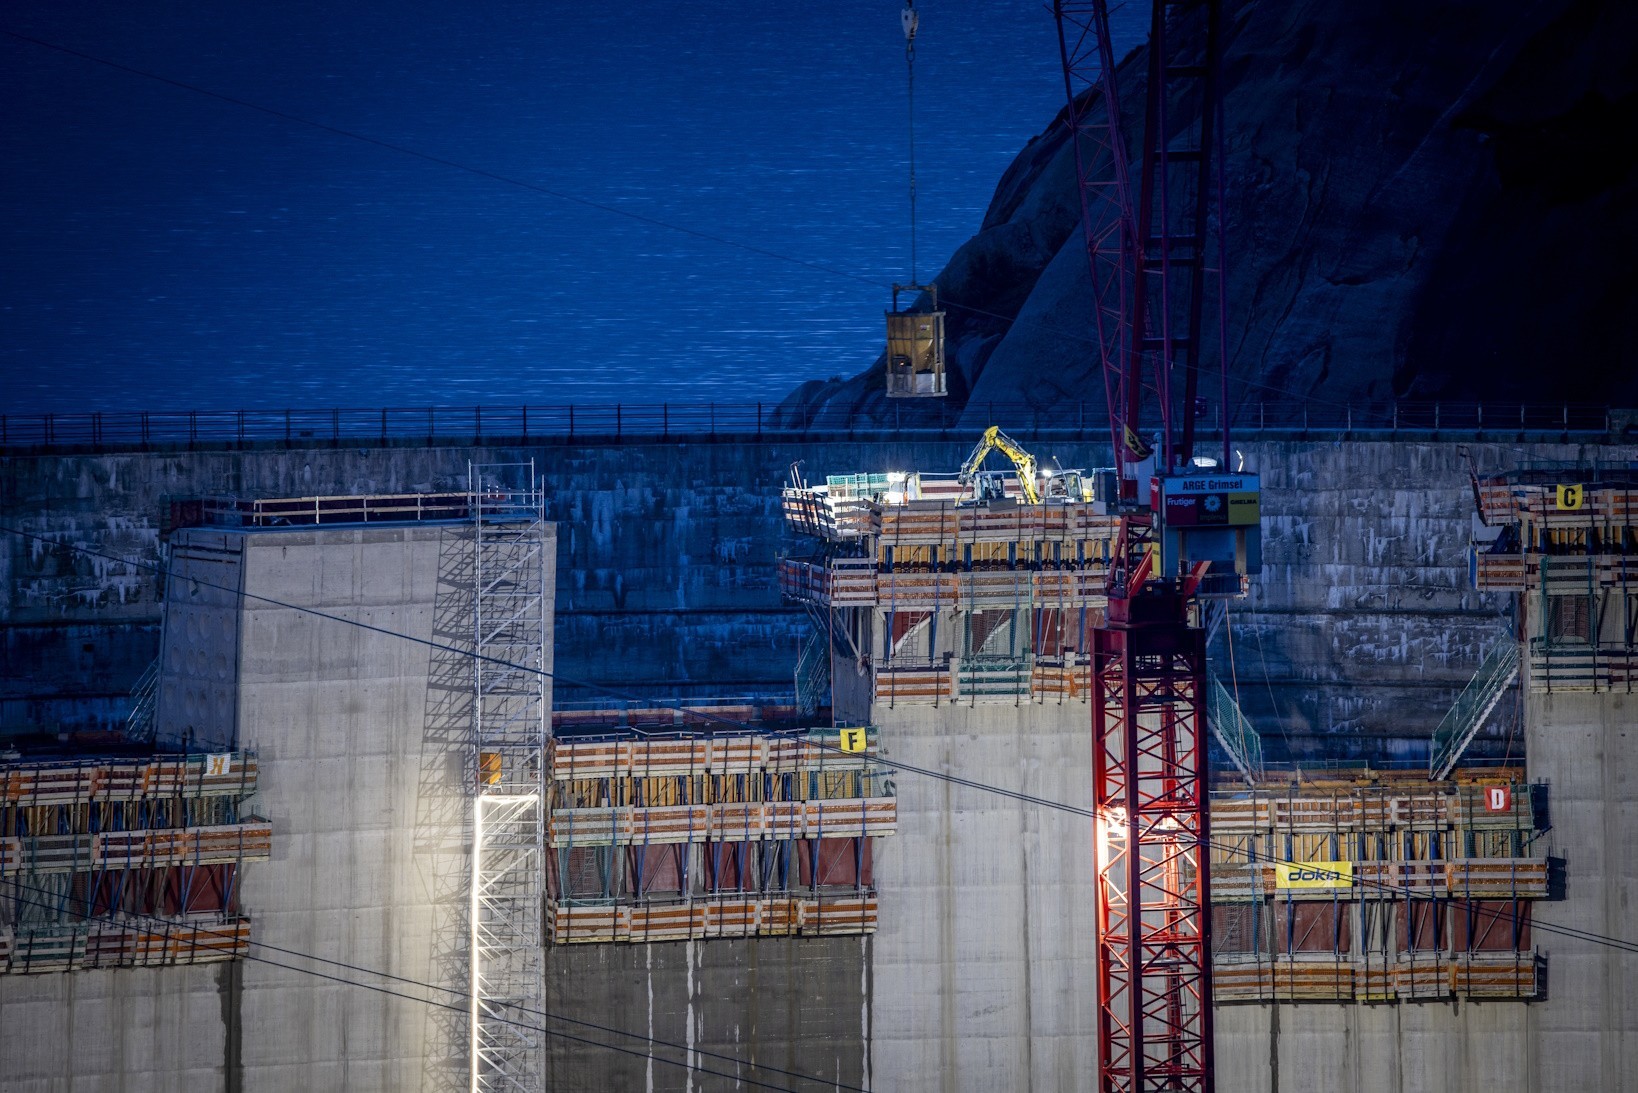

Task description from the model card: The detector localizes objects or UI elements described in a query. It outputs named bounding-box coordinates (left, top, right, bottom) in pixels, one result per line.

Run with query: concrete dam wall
left=3, top=435, right=1637, bottom=1091
left=1, top=435, right=1589, bottom=760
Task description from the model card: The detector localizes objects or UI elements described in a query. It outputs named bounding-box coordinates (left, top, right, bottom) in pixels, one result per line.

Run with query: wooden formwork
left=93, top=824, right=273, bottom=869
left=1030, top=662, right=1091, bottom=699
left=1450, top=953, right=1538, bottom=998
left=0, top=754, right=259, bottom=806
left=1212, top=956, right=1356, bottom=1001
left=547, top=798, right=897, bottom=848
left=1474, top=552, right=1528, bottom=591
left=875, top=666, right=952, bottom=702
left=1444, top=859, right=1549, bottom=897
left=3, top=917, right=250, bottom=975
left=546, top=895, right=879, bottom=944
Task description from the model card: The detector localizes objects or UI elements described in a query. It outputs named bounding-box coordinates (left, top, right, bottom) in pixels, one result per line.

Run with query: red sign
left=1486, top=785, right=1512, bottom=813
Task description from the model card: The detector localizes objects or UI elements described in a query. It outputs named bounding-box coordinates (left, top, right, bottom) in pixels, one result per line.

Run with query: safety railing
left=1206, top=675, right=1265, bottom=784
left=1430, top=641, right=1521, bottom=780
left=0, top=398, right=1621, bottom=453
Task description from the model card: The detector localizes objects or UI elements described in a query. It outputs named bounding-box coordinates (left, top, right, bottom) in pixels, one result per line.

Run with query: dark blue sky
left=2, top=3, right=1140, bottom=412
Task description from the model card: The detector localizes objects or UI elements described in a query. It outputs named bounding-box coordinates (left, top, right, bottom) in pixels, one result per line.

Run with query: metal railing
left=1206, top=675, right=1265, bottom=784
left=1430, top=641, right=1521, bottom=780
left=0, top=398, right=1621, bottom=453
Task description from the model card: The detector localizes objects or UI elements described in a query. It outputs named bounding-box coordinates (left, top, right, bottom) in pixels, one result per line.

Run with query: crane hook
left=901, top=3, right=918, bottom=44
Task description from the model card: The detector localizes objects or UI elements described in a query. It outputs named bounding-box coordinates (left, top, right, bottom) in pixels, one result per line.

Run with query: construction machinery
left=958, top=426, right=1043, bottom=503
left=1053, top=1, right=1259, bottom=1089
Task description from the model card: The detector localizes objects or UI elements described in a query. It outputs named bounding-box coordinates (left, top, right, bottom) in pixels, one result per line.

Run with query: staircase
left=1430, top=640, right=1520, bottom=780
left=795, top=630, right=832, bottom=716
left=1205, top=674, right=1264, bottom=785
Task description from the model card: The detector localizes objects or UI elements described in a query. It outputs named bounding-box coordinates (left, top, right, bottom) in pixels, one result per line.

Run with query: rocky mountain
left=781, top=0, right=1638, bottom=427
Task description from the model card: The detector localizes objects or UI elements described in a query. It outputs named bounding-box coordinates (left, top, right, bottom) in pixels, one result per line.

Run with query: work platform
left=0, top=750, right=268, bottom=975
left=1208, top=769, right=1551, bottom=1003
left=545, top=712, right=894, bottom=945
left=1471, top=474, right=1638, bottom=692
left=782, top=469, right=1121, bottom=713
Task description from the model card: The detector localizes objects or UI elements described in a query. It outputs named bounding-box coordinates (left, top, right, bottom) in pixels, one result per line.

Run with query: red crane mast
left=1053, top=3, right=1236, bottom=1090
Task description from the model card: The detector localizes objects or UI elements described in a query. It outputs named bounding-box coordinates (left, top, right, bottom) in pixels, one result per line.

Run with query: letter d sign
left=1486, top=785, right=1512, bottom=813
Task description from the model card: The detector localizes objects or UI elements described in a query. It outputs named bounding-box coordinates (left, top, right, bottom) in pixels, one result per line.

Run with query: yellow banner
left=1273, top=861, right=1353, bottom=890
left=1556, top=484, right=1584, bottom=510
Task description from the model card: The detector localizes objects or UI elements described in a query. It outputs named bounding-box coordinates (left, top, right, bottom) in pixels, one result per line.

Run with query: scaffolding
left=1472, top=474, right=1638, bottom=692
left=779, top=465, right=1120, bottom=713
left=544, top=710, right=894, bottom=944
left=1209, top=769, right=1550, bottom=1003
left=466, top=463, right=549, bottom=1093
left=0, top=751, right=267, bottom=974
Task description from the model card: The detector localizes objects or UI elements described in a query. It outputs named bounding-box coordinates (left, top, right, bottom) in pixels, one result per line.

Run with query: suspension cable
left=902, top=2, right=919, bottom=286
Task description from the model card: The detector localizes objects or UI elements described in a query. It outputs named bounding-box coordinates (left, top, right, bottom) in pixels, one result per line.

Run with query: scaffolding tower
left=467, top=463, right=549, bottom=1093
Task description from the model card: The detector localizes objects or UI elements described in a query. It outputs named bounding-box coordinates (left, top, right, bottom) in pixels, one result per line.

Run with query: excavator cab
left=885, top=283, right=946, bottom=397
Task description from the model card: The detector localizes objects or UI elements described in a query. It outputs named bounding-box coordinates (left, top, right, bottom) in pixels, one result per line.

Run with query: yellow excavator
left=958, top=426, right=1042, bottom=503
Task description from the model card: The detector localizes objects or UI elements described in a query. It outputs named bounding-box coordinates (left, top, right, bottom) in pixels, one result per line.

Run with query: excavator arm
left=958, top=426, right=1041, bottom=503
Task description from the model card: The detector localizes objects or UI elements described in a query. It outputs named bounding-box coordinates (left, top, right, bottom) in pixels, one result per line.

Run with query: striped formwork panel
left=628, top=736, right=711, bottom=778
left=878, top=505, right=959, bottom=545
left=1451, top=953, right=1539, bottom=999
left=874, top=666, right=951, bottom=703
left=709, top=802, right=769, bottom=843
left=1393, top=957, right=1450, bottom=999
left=705, top=897, right=766, bottom=938
left=1444, top=858, right=1549, bottom=898
left=85, top=918, right=251, bottom=969
left=1476, top=482, right=1525, bottom=526
left=777, top=558, right=830, bottom=604
left=3, top=833, right=91, bottom=874
left=802, top=895, right=878, bottom=935
left=758, top=898, right=803, bottom=937
left=828, top=559, right=881, bottom=605
left=1, top=766, right=96, bottom=806
left=1212, top=957, right=1356, bottom=1002
left=93, top=823, right=273, bottom=869
left=546, top=903, right=627, bottom=944
left=1388, top=792, right=1452, bottom=828
left=1473, top=552, right=1527, bottom=591
left=629, top=805, right=708, bottom=845
left=0, top=927, right=10, bottom=968
left=876, top=570, right=957, bottom=609
left=1457, top=784, right=1534, bottom=828
left=960, top=570, right=1032, bottom=607
left=548, top=738, right=632, bottom=778
left=702, top=734, right=765, bottom=773
left=5, top=928, right=89, bottom=975
left=1359, top=861, right=1445, bottom=898
left=1208, top=865, right=1263, bottom=902
left=1210, top=795, right=1272, bottom=834
left=1029, top=662, right=1089, bottom=699
left=547, top=807, right=633, bottom=847
left=1519, top=486, right=1638, bottom=526
left=627, top=903, right=709, bottom=943
left=803, top=798, right=897, bottom=839
left=140, top=755, right=258, bottom=799
left=1032, top=569, right=1108, bottom=606
left=1271, top=793, right=1364, bottom=830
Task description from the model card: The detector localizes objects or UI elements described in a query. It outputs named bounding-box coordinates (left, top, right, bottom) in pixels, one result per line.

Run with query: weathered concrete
left=1523, top=687, right=1638, bottom=1090
left=7, top=437, right=1615, bottom=757
left=871, top=700, right=1097, bottom=1093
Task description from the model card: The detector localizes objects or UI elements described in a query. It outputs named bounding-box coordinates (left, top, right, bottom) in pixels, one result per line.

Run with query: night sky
left=2, top=3, right=1145, bottom=413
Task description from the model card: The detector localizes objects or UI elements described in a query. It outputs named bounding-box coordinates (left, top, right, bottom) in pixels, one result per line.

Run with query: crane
left=1052, top=3, right=1259, bottom=1091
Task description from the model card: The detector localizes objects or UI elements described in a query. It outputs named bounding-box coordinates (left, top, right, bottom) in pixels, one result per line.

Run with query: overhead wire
left=0, top=882, right=854, bottom=1092
left=6, top=523, right=1638, bottom=965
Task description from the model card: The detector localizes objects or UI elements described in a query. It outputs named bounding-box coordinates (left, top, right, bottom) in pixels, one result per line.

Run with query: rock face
left=783, top=0, right=1638, bottom=425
